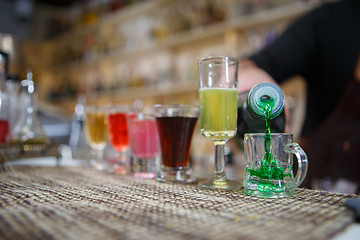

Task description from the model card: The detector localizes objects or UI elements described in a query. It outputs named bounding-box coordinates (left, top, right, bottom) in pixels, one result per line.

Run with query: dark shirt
left=249, top=0, right=360, bottom=136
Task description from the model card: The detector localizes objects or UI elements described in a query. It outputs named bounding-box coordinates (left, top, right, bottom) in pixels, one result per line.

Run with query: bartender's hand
left=355, top=56, right=360, bottom=82
left=237, top=59, right=278, bottom=93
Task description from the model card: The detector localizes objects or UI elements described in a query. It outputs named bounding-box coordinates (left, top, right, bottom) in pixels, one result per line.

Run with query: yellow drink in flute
left=199, top=88, right=238, bottom=141
left=85, top=111, right=107, bottom=150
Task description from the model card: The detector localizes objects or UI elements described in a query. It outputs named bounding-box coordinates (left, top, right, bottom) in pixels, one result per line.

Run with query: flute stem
left=214, top=143, right=226, bottom=179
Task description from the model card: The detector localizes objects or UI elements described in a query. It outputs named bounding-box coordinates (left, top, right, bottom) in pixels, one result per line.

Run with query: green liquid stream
left=248, top=95, right=289, bottom=192
left=260, top=95, right=277, bottom=169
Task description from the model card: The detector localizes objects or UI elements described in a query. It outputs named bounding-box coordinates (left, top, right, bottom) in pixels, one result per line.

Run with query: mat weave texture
left=0, top=166, right=356, bottom=240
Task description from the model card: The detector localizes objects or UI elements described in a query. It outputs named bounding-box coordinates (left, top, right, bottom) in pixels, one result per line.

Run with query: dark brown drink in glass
left=156, top=116, right=198, bottom=168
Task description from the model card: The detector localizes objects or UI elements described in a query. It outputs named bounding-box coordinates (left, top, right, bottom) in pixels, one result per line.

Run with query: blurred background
left=0, top=0, right=326, bottom=178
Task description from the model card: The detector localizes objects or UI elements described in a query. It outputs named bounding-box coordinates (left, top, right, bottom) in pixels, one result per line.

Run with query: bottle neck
left=246, top=82, right=284, bottom=120
left=0, top=70, right=6, bottom=92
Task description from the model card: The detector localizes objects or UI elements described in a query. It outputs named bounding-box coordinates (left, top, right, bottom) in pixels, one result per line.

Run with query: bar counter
left=0, top=165, right=358, bottom=240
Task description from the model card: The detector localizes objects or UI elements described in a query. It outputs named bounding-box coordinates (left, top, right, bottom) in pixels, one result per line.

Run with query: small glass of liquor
left=127, top=113, right=160, bottom=179
left=152, top=104, right=199, bottom=183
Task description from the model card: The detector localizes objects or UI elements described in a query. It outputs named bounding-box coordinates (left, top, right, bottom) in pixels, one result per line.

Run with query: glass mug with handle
left=243, top=133, right=308, bottom=198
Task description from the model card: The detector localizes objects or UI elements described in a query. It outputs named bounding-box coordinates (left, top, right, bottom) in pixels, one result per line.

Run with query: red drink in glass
left=107, top=112, right=129, bottom=152
left=0, top=119, right=9, bottom=143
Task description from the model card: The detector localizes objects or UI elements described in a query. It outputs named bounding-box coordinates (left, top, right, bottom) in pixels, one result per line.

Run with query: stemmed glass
left=106, top=104, right=130, bottom=174
left=84, top=105, right=108, bottom=171
left=198, top=56, right=242, bottom=190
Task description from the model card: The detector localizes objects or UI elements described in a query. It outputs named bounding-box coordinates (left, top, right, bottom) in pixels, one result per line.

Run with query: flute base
left=91, top=158, right=112, bottom=172
left=198, top=177, right=242, bottom=191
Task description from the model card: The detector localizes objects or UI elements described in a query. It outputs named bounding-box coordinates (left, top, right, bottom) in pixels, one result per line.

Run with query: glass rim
left=84, top=104, right=107, bottom=112
left=127, top=112, right=155, bottom=121
left=152, top=104, right=200, bottom=117
left=152, top=104, right=200, bottom=111
left=105, top=103, right=131, bottom=113
left=198, top=56, right=238, bottom=64
left=244, top=133, right=293, bottom=137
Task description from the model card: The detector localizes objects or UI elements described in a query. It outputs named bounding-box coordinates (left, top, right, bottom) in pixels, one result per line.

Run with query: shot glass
left=152, top=104, right=200, bottom=183
left=127, top=113, right=160, bottom=179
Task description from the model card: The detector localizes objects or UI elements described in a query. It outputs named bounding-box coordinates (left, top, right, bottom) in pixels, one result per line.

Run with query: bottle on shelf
left=11, top=69, right=50, bottom=145
left=6, top=74, right=20, bottom=133
left=68, top=94, right=92, bottom=160
left=0, top=51, right=10, bottom=143
left=237, top=82, right=286, bottom=139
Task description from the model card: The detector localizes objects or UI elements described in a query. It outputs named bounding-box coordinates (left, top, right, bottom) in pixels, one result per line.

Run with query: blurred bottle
left=0, top=51, right=10, bottom=143
left=7, top=74, right=20, bottom=133
left=68, top=94, right=92, bottom=160
left=237, top=82, right=286, bottom=139
left=11, top=69, right=50, bottom=144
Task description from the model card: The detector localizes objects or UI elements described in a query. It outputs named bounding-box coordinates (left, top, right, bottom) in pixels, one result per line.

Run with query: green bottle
left=237, top=82, right=285, bottom=138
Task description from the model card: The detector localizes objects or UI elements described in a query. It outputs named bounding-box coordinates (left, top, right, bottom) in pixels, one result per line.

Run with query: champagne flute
left=198, top=56, right=242, bottom=190
left=84, top=105, right=108, bottom=171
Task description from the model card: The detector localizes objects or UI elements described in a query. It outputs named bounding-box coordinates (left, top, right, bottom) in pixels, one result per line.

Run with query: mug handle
left=284, top=143, right=308, bottom=188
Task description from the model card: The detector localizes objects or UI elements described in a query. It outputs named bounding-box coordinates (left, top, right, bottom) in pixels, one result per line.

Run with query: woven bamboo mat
left=0, top=166, right=356, bottom=240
